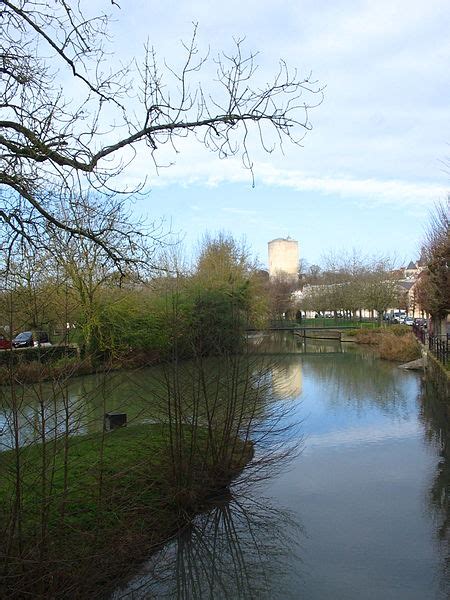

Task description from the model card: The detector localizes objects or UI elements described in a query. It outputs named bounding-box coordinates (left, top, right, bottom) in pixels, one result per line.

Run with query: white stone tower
left=268, top=237, right=299, bottom=280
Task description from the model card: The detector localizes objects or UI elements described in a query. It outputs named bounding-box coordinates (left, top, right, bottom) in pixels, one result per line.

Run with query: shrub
left=0, top=355, right=94, bottom=385
left=388, top=324, right=411, bottom=336
left=349, top=326, right=421, bottom=362
left=351, top=330, right=382, bottom=345
left=378, top=332, right=421, bottom=362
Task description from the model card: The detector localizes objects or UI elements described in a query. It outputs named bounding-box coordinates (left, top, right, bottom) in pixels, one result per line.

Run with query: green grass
left=269, top=318, right=381, bottom=330
left=0, top=424, right=252, bottom=598
left=301, top=319, right=379, bottom=329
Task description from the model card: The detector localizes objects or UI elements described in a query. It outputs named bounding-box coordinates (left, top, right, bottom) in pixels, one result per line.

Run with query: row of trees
left=0, top=205, right=269, bottom=361
left=0, top=223, right=296, bottom=597
left=294, top=253, right=403, bottom=323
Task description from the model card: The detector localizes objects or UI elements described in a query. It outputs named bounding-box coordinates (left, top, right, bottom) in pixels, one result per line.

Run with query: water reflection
left=270, top=359, right=302, bottom=399
left=0, top=379, right=90, bottom=450
left=2, top=336, right=447, bottom=598
left=113, top=493, right=302, bottom=600
left=0, top=346, right=412, bottom=451
left=247, top=331, right=347, bottom=355
left=0, top=355, right=301, bottom=450
left=303, top=351, right=414, bottom=420
left=419, top=382, right=450, bottom=594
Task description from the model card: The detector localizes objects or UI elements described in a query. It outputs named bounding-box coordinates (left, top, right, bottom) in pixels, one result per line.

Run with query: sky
left=91, top=0, right=449, bottom=268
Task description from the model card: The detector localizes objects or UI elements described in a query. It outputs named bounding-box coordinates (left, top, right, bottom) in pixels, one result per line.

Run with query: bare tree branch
left=0, top=0, right=323, bottom=265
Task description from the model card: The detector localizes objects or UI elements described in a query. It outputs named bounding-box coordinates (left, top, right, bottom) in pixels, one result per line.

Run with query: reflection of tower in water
left=271, top=360, right=302, bottom=399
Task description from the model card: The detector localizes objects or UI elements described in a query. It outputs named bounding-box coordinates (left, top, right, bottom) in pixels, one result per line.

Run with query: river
left=1, top=333, right=448, bottom=598
left=113, top=333, right=449, bottom=599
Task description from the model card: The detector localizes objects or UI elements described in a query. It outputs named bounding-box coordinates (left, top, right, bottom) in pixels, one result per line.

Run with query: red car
left=0, top=334, right=12, bottom=349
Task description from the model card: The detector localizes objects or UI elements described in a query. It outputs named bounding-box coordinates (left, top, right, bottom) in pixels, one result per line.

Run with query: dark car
left=0, top=334, right=12, bottom=349
left=12, top=330, right=51, bottom=348
left=413, top=318, right=428, bottom=329
left=12, top=331, right=34, bottom=348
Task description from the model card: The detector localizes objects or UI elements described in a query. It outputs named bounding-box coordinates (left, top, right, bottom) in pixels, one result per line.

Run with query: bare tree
left=416, top=199, right=449, bottom=335
left=298, top=251, right=400, bottom=321
left=1, top=1, right=323, bottom=263
left=266, top=274, right=298, bottom=320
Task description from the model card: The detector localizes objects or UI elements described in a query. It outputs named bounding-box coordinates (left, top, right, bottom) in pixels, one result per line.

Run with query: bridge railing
left=258, top=318, right=380, bottom=330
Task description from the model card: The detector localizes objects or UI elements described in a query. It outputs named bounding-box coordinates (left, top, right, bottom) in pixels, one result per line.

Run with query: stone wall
left=424, top=349, right=450, bottom=399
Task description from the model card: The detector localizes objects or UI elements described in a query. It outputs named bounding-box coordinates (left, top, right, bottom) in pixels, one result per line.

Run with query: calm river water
left=1, top=333, right=448, bottom=599
left=114, top=333, right=449, bottom=599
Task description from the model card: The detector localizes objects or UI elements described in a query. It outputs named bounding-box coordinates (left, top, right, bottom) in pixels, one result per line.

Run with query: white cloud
left=82, top=0, right=448, bottom=223
left=255, top=165, right=447, bottom=208
left=124, top=145, right=446, bottom=211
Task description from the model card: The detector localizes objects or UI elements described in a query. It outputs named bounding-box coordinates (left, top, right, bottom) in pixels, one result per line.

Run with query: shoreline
left=0, top=423, right=254, bottom=599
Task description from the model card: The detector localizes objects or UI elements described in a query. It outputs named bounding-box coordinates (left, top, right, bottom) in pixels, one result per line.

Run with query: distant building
left=268, top=238, right=299, bottom=281
left=400, top=258, right=426, bottom=279
left=398, top=258, right=427, bottom=316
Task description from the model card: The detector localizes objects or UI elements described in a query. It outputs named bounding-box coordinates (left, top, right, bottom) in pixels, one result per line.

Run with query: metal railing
left=413, top=324, right=449, bottom=365
left=428, top=334, right=449, bottom=365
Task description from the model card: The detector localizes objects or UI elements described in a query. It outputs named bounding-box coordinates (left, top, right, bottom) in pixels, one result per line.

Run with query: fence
left=413, top=324, right=449, bottom=366
left=249, top=318, right=380, bottom=331
left=428, top=334, right=449, bottom=365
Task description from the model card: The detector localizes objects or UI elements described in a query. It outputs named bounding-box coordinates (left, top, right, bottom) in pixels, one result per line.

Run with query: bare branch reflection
left=114, top=492, right=303, bottom=600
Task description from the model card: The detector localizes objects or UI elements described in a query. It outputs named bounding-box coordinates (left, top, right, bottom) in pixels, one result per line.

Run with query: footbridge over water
left=247, top=330, right=351, bottom=355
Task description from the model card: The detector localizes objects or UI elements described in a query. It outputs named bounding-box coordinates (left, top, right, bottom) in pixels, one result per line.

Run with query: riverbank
left=424, top=348, right=450, bottom=398
left=0, top=324, right=423, bottom=387
left=343, top=325, right=421, bottom=362
left=0, top=347, right=161, bottom=385
left=0, top=424, right=253, bottom=599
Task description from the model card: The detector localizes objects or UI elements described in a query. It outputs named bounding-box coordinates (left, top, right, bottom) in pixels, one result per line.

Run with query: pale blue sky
left=95, top=0, right=449, bottom=267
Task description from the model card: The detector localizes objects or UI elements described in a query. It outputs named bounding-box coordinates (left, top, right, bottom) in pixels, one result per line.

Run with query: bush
left=0, top=355, right=94, bottom=385
left=378, top=332, right=421, bottom=362
left=350, top=324, right=411, bottom=345
left=350, top=330, right=381, bottom=345
left=349, top=326, right=420, bottom=362
left=0, top=345, right=78, bottom=366
left=388, top=324, right=411, bottom=336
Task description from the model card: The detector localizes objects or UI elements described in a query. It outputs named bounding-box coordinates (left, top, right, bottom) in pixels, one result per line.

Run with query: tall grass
left=349, top=326, right=421, bottom=362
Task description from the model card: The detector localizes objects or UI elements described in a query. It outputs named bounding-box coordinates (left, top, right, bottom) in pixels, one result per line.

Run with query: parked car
left=12, top=331, right=34, bottom=348
left=389, top=310, right=406, bottom=324
left=414, top=318, right=428, bottom=329
left=0, top=334, right=12, bottom=349
left=12, top=330, right=51, bottom=348
left=404, top=317, right=414, bottom=326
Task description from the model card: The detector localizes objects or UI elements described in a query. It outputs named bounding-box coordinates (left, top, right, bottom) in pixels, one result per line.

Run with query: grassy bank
left=346, top=325, right=421, bottom=362
left=264, top=318, right=380, bottom=330
left=0, top=424, right=253, bottom=599
left=0, top=348, right=163, bottom=385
